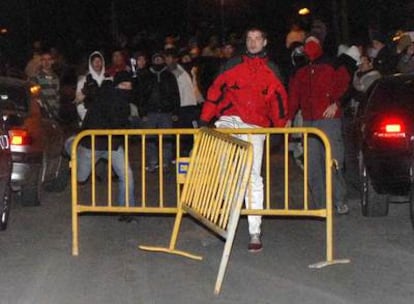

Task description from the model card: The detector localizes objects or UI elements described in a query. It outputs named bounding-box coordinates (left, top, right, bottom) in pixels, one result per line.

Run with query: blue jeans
left=65, top=136, right=135, bottom=206
left=303, top=119, right=347, bottom=209
left=142, top=112, right=173, bottom=166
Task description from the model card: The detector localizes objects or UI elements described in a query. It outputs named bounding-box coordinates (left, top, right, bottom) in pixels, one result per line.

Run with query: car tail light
left=9, top=129, right=32, bottom=145
left=373, top=119, right=406, bottom=139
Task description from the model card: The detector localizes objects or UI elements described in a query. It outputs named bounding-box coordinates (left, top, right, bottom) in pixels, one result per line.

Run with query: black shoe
left=118, top=215, right=133, bottom=223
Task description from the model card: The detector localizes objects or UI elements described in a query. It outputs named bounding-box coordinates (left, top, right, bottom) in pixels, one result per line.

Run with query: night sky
left=0, top=0, right=413, bottom=65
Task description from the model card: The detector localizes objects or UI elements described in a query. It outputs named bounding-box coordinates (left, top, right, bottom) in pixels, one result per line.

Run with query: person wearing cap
left=200, top=27, right=288, bottom=253
left=139, top=52, right=180, bottom=172
left=287, top=36, right=350, bottom=216
left=371, top=32, right=397, bottom=75
left=65, top=70, right=135, bottom=208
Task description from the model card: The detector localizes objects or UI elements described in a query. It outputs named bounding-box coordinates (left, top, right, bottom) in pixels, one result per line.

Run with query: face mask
left=152, top=63, right=166, bottom=71
left=116, top=89, right=132, bottom=103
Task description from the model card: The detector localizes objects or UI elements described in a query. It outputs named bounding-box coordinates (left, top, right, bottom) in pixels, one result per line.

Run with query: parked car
left=0, top=115, right=11, bottom=230
left=0, top=76, right=68, bottom=206
left=357, top=74, right=414, bottom=227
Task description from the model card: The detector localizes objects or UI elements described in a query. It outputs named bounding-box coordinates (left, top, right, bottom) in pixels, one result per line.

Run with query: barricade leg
left=308, top=208, right=350, bottom=268
left=139, top=206, right=203, bottom=260
left=214, top=201, right=242, bottom=294
left=308, top=159, right=350, bottom=268
left=72, top=209, right=79, bottom=256
left=71, top=157, right=79, bottom=256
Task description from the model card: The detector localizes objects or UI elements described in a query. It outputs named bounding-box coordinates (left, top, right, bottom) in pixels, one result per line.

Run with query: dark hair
left=40, top=48, right=52, bottom=56
left=133, top=51, right=147, bottom=60
left=163, top=48, right=179, bottom=58
left=90, top=53, right=103, bottom=62
left=221, top=41, right=235, bottom=48
left=111, top=48, right=124, bottom=55
left=245, top=27, right=268, bottom=40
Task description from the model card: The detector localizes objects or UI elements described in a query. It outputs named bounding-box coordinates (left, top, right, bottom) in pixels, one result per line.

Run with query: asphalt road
left=1, top=161, right=414, bottom=304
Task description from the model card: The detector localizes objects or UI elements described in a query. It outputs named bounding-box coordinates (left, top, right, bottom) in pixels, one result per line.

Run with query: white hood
left=88, top=51, right=106, bottom=86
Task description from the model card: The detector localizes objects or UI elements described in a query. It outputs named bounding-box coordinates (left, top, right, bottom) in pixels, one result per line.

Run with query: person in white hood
left=74, top=51, right=107, bottom=122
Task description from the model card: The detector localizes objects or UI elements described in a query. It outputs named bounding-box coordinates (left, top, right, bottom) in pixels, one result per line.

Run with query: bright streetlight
left=298, top=7, right=311, bottom=16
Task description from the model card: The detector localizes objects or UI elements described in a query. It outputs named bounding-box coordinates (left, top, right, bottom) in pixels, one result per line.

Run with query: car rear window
left=0, top=83, right=29, bottom=113
left=366, top=79, right=414, bottom=113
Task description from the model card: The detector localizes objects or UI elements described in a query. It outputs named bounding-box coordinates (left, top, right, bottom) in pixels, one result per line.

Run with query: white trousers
left=215, top=116, right=265, bottom=235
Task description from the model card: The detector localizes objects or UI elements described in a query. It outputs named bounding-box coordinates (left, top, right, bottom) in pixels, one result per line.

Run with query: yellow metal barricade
left=70, top=127, right=350, bottom=294
left=140, top=128, right=253, bottom=294
left=71, top=128, right=197, bottom=256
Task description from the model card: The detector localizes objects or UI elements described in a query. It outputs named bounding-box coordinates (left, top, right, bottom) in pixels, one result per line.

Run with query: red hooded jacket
left=288, top=39, right=350, bottom=121
left=201, top=54, right=288, bottom=127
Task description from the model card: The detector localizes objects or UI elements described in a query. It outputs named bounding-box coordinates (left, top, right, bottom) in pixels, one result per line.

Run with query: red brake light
left=374, top=118, right=406, bottom=138
left=9, top=129, right=32, bottom=145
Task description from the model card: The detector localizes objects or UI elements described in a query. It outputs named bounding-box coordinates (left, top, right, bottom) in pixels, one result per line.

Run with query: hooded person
left=333, top=45, right=361, bottom=108
left=64, top=69, right=136, bottom=208
left=148, top=53, right=168, bottom=79
left=139, top=52, right=180, bottom=172
left=288, top=36, right=350, bottom=215
left=74, top=51, right=108, bottom=123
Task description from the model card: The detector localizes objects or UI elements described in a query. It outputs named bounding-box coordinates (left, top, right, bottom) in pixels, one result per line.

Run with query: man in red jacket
left=288, top=36, right=349, bottom=215
left=200, top=27, right=288, bottom=253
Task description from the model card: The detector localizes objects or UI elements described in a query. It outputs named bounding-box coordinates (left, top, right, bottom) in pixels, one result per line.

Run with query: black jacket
left=139, top=65, right=180, bottom=117
left=81, top=80, right=130, bottom=150
left=374, top=47, right=397, bottom=76
left=132, top=68, right=151, bottom=109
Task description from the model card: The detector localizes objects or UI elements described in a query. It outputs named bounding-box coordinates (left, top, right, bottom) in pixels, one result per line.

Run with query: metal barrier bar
left=124, top=134, right=129, bottom=207
left=284, top=133, right=289, bottom=210
left=91, top=136, right=96, bottom=207
left=141, top=136, right=146, bottom=207
left=158, top=134, right=164, bottom=207
left=108, top=136, right=112, bottom=207
left=304, top=133, right=309, bottom=210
